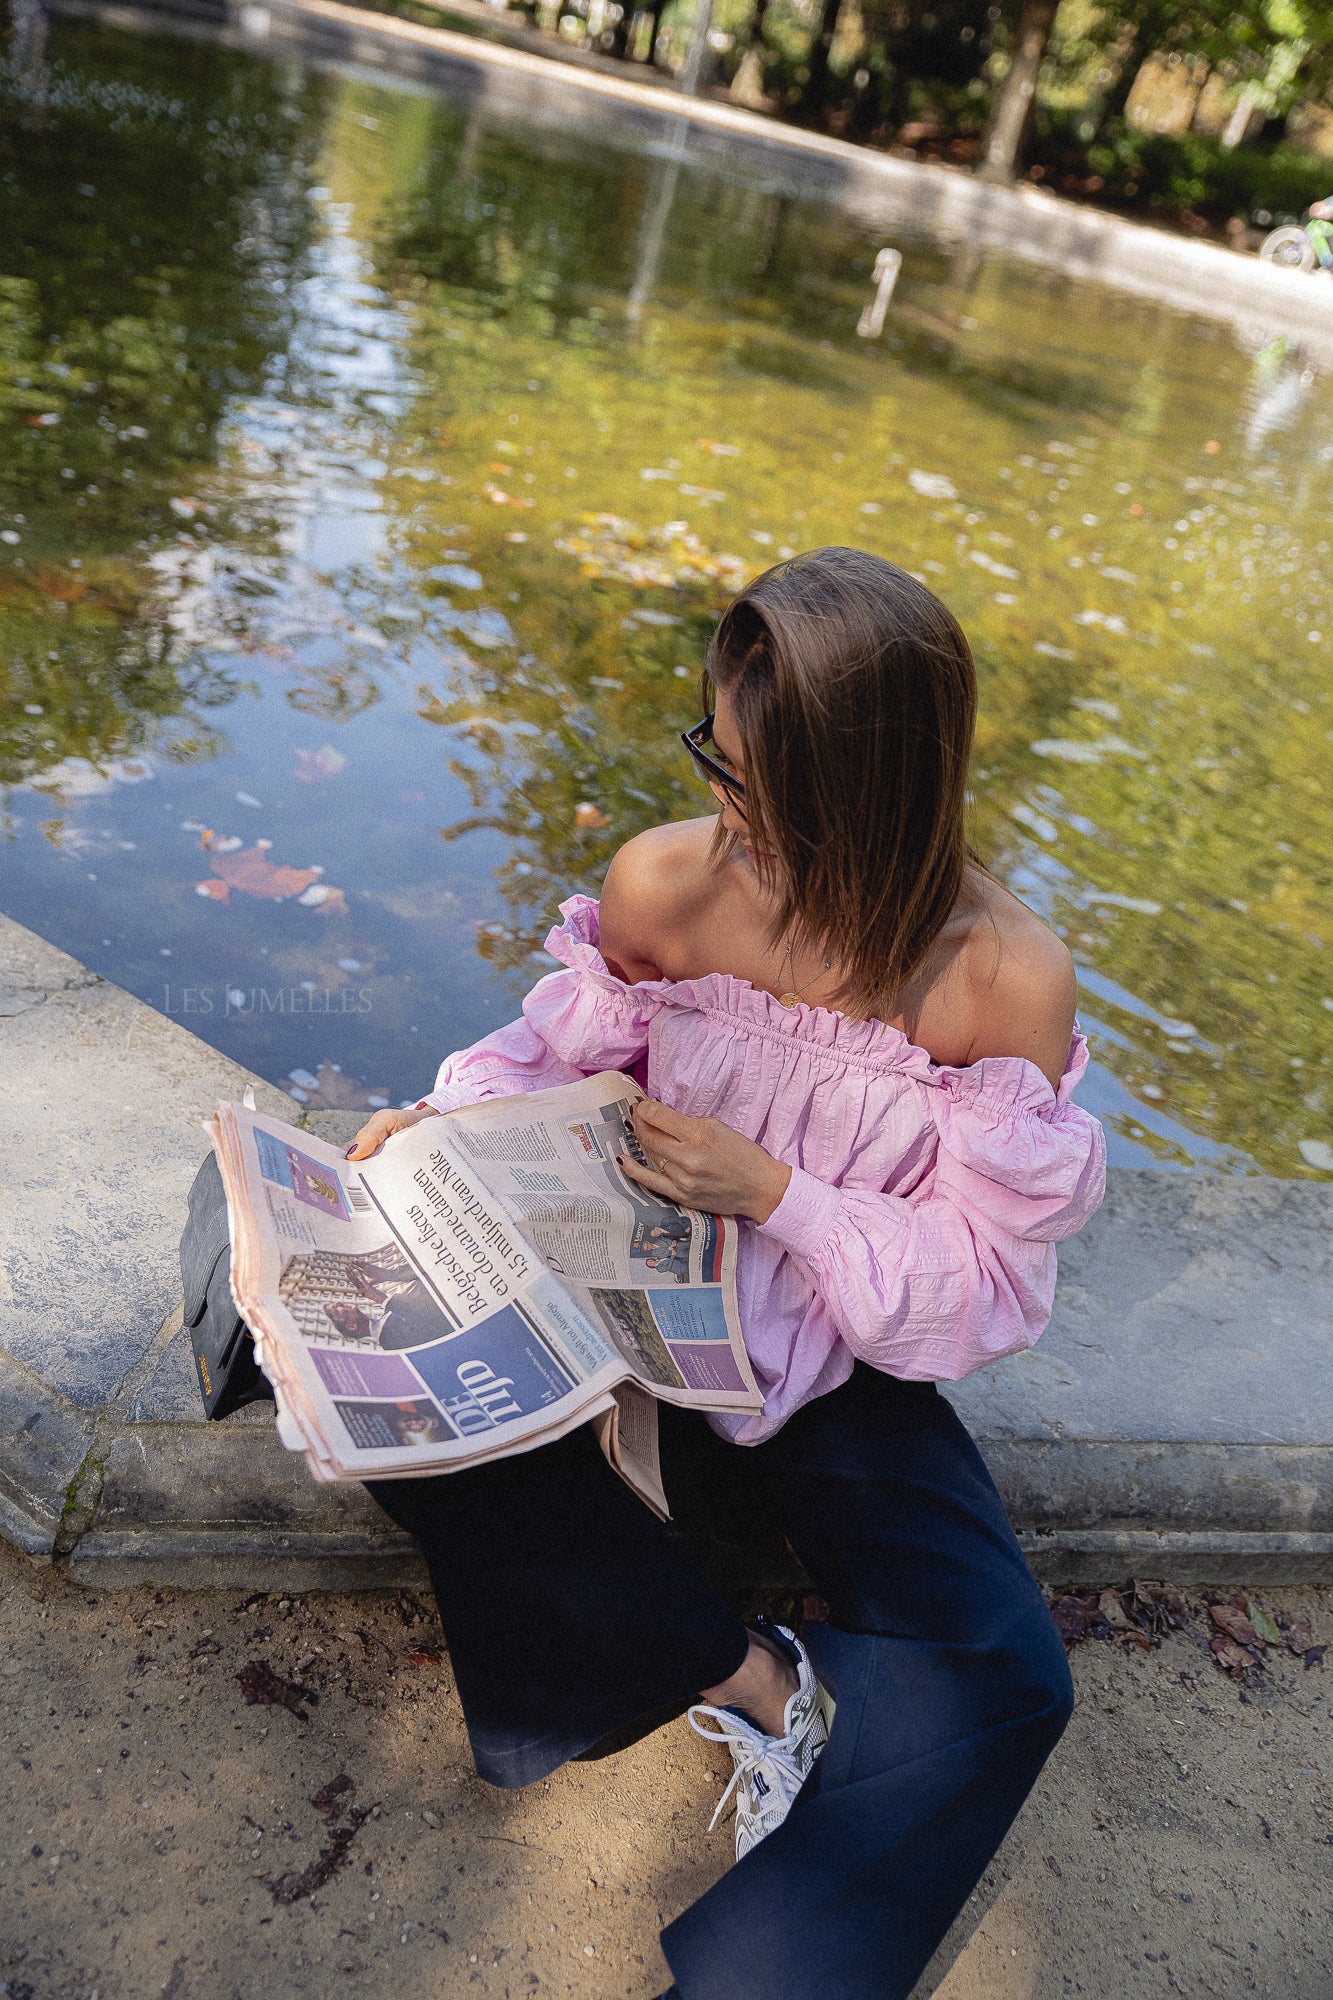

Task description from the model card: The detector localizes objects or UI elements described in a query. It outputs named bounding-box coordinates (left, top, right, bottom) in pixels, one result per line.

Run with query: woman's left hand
left=620, top=1099, right=792, bottom=1224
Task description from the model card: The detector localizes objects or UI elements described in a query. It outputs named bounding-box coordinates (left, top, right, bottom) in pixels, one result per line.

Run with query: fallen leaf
left=574, top=801, right=610, bottom=831
left=296, top=883, right=348, bottom=914
left=237, top=1659, right=318, bottom=1717
left=1048, top=1594, right=1110, bottom=1646
left=294, top=744, right=348, bottom=784
left=32, top=568, right=87, bottom=604
left=267, top=1813, right=369, bottom=1903
left=1246, top=1601, right=1282, bottom=1647
left=1209, top=1635, right=1258, bottom=1679
left=206, top=841, right=321, bottom=902
left=310, top=1773, right=356, bottom=1819
left=1283, top=1616, right=1316, bottom=1657
left=1129, top=1580, right=1191, bottom=1636
left=1210, top=1601, right=1262, bottom=1650
left=407, top=1649, right=442, bottom=1667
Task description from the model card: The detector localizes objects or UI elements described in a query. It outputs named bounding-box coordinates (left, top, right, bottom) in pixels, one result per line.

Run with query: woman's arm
left=622, top=1089, right=1104, bottom=1381
left=757, top=1150, right=1101, bottom=1381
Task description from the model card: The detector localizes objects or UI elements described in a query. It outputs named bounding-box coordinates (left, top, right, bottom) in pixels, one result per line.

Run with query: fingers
left=345, top=1108, right=406, bottom=1161
left=633, top=1098, right=696, bottom=1141
left=617, top=1154, right=685, bottom=1203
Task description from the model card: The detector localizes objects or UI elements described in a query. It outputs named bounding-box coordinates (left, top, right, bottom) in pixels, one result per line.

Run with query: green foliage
left=1034, top=107, right=1333, bottom=216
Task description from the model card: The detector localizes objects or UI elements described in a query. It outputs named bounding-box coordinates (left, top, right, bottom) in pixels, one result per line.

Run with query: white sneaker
left=688, top=1622, right=834, bottom=1860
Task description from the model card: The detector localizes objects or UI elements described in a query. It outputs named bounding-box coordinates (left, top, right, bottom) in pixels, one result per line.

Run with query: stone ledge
left=69, top=1526, right=428, bottom=1592
left=3, top=912, right=1331, bottom=1589
left=1016, top=1527, right=1333, bottom=1589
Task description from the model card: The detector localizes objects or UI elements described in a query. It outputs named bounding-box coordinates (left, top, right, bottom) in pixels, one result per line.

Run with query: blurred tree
left=792, top=0, right=998, bottom=135
left=1058, top=0, right=1333, bottom=154
left=977, top=0, right=1060, bottom=177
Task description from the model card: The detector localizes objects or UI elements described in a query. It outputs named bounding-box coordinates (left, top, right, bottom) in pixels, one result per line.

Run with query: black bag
left=180, top=1150, right=274, bottom=1419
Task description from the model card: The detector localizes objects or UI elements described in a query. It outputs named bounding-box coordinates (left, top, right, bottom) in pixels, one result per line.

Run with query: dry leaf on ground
left=237, top=1659, right=319, bottom=1718
left=1210, top=1635, right=1260, bottom=1679
left=1048, top=1580, right=1192, bottom=1653
left=310, top=1773, right=356, bottom=1819
left=267, top=1815, right=369, bottom=1904
left=1210, top=1601, right=1262, bottom=1650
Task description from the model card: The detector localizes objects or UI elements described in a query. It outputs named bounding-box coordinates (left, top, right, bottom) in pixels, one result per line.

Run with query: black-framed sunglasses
left=681, top=713, right=747, bottom=817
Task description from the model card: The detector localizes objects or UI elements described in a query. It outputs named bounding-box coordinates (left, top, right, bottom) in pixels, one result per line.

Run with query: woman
left=348, top=548, right=1106, bottom=1999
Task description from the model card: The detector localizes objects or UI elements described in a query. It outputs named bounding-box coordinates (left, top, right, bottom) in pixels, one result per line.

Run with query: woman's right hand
left=345, top=1104, right=439, bottom=1161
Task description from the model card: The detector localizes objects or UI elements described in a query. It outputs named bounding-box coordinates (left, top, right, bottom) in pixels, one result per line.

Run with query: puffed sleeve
left=754, top=1036, right=1106, bottom=1382
left=420, top=895, right=662, bottom=1114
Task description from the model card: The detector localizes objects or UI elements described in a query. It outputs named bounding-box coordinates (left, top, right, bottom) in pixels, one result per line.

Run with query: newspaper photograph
left=208, top=1071, right=761, bottom=1512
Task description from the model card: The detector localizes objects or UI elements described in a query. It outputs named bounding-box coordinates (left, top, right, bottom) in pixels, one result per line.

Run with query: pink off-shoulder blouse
left=423, top=896, right=1107, bottom=1444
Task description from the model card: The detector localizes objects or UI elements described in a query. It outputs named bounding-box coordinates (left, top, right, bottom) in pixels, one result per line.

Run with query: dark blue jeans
left=368, top=1364, right=1073, bottom=2000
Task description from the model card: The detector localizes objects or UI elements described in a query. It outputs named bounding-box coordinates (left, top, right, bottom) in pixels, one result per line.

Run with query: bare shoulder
left=599, top=819, right=717, bottom=982
left=958, top=879, right=1078, bottom=1090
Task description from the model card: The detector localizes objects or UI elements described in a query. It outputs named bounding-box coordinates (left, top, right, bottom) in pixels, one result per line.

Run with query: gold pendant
left=779, top=991, right=801, bottom=1008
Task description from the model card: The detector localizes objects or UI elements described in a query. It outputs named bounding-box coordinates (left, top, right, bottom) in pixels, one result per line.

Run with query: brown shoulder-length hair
left=704, top=546, right=978, bottom=1021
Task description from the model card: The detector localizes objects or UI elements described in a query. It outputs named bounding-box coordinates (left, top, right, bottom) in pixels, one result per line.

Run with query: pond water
left=2, top=16, right=1331, bottom=1175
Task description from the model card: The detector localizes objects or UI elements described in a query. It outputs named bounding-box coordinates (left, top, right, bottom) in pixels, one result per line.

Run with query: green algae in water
left=1, top=18, right=1331, bottom=1177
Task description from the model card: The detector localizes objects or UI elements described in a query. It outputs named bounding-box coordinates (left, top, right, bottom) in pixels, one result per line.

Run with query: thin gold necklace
left=779, top=932, right=832, bottom=1008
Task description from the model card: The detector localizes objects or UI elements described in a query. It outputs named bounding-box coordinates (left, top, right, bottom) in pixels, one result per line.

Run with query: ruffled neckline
left=546, top=894, right=1089, bottom=1109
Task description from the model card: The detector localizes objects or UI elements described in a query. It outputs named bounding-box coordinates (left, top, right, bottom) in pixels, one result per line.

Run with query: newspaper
left=209, top=1071, right=762, bottom=1517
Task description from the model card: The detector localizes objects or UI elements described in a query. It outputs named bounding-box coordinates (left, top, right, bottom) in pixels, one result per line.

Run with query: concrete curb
left=0, top=917, right=421, bottom=1585
left=3, top=913, right=1330, bottom=1589
left=52, top=0, right=1333, bottom=363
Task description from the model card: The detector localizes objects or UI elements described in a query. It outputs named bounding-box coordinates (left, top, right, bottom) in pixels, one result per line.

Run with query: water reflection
left=1243, top=336, right=1317, bottom=453
left=1, top=17, right=1331, bottom=1181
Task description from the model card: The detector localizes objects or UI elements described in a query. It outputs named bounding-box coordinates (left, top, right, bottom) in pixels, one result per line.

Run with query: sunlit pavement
left=1, top=1536, right=1328, bottom=1999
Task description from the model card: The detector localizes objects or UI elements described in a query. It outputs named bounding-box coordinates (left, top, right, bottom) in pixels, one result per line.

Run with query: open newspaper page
left=211, top=1103, right=625, bottom=1488
left=424, top=1071, right=760, bottom=1415
left=210, top=1072, right=760, bottom=1513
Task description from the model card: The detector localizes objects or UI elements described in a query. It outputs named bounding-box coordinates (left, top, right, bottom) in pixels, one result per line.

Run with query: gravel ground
left=1, top=1539, right=1329, bottom=2000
